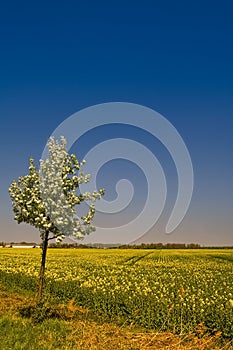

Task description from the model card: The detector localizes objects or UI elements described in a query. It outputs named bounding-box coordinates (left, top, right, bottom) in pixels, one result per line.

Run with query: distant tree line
left=118, top=243, right=233, bottom=249
left=0, top=242, right=90, bottom=249
left=0, top=241, right=38, bottom=247
left=48, top=242, right=91, bottom=248
left=1, top=241, right=233, bottom=249
left=118, top=243, right=201, bottom=249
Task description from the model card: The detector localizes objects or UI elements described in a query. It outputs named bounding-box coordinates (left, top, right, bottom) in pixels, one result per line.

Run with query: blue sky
left=0, top=0, right=232, bottom=245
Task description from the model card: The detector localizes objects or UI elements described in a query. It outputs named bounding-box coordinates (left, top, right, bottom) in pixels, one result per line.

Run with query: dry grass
left=0, top=285, right=30, bottom=312
left=65, top=320, right=232, bottom=350
left=0, top=286, right=232, bottom=350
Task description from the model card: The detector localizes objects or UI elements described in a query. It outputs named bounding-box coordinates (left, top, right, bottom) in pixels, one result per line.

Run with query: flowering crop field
left=0, top=248, right=232, bottom=338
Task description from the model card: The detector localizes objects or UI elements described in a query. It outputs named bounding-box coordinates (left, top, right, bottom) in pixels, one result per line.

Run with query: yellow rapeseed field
left=0, top=248, right=232, bottom=337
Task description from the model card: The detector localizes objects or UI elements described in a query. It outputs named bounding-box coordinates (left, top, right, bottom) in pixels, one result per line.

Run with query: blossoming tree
left=9, top=136, right=104, bottom=301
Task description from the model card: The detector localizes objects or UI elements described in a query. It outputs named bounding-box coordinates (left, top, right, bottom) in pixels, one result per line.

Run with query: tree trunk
left=37, top=230, right=49, bottom=302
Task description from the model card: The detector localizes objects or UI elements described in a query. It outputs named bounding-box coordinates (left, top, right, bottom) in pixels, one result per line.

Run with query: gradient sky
left=0, top=0, right=232, bottom=245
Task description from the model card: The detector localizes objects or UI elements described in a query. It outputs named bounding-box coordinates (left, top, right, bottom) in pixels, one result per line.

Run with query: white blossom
left=9, top=136, right=104, bottom=243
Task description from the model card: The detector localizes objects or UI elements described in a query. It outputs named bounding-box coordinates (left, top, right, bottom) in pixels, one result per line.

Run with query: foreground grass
left=0, top=286, right=232, bottom=350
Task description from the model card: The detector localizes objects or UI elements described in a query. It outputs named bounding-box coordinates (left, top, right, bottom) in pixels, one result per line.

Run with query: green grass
left=0, top=316, right=70, bottom=350
left=0, top=286, right=231, bottom=349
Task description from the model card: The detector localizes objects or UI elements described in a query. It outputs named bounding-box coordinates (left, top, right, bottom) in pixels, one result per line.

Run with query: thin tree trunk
left=37, top=230, right=49, bottom=302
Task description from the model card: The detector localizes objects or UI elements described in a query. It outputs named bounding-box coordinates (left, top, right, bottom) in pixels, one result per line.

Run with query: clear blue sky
left=0, top=0, right=232, bottom=245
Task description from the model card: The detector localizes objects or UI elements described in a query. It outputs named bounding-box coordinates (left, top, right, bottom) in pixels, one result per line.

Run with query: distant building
left=11, top=243, right=40, bottom=248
